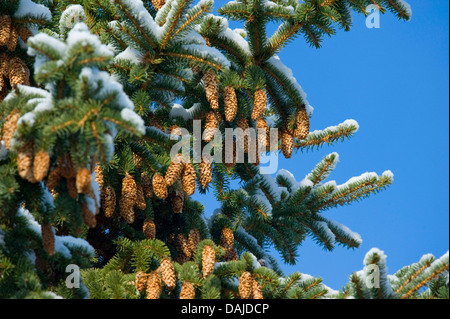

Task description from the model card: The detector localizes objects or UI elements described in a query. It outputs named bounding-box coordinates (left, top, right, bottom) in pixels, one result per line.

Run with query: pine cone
left=7, top=25, right=18, bottom=52
left=251, top=89, right=267, bottom=120
left=252, top=278, right=263, bottom=299
left=0, top=52, right=10, bottom=78
left=223, top=139, right=236, bottom=168
left=281, top=129, right=294, bottom=159
left=177, top=233, right=192, bottom=259
left=220, top=227, right=234, bottom=249
left=8, top=57, right=29, bottom=88
left=0, top=16, right=11, bottom=47
left=256, top=118, right=270, bottom=149
left=94, top=165, right=104, bottom=190
left=201, top=245, right=216, bottom=278
left=165, top=154, right=184, bottom=186
left=203, top=111, right=219, bottom=142
left=41, top=222, right=55, bottom=256
left=120, top=173, right=137, bottom=223
left=46, top=167, right=61, bottom=191
left=57, top=154, right=76, bottom=179
left=2, top=110, right=20, bottom=150
left=102, top=186, right=116, bottom=218
left=188, top=229, right=200, bottom=256
left=199, top=159, right=212, bottom=189
left=81, top=200, right=97, bottom=228
left=223, top=247, right=238, bottom=261
left=135, top=271, right=148, bottom=292
left=171, top=190, right=184, bottom=214
left=33, top=150, right=50, bottom=182
left=141, top=172, right=153, bottom=198
left=16, top=25, right=33, bottom=43
left=143, top=218, right=156, bottom=239
left=239, top=272, right=253, bottom=299
left=181, top=162, right=196, bottom=196
left=151, top=0, right=165, bottom=11
left=224, top=86, right=237, bottom=122
left=180, top=282, right=195, bottom=299
left=135, top=183, right=147, bottom=210
left=152, top=173, right=168, bottom=199
left=237, top=118, right=250, bottom=153
left=146, top=271, right=162, bottom=299
left=76, top=167, right=92, bottom=195
left=203, top=70, right=219, bottom=110
left=293, top=107, right=310, bottom=140
left=17, top=143, right=36, bottom=183
left=160, top=258, right=176, bottom=291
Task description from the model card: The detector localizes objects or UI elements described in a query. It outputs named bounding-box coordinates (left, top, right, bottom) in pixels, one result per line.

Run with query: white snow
left=13, top=0, right=52, bottom=21
left=183, top=43, right=230, bottom=68
left=114, top=47, right=143, bottom=65
left=59, top=4, right=86, bottom=33
left=121, top=108, right=145, bottom=134
left=326, top=219, right=362, bottom=246
left=67, top=23, right=113, bottom=58
left=169, top=103, right=193, bottom=121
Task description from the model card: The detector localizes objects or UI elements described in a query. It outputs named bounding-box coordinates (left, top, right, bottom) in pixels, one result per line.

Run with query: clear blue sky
left=194, top=0, right=449, bottom=290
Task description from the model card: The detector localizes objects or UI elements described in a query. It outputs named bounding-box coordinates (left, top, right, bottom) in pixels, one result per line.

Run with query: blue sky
left=192, top=0, right=449, bottom=290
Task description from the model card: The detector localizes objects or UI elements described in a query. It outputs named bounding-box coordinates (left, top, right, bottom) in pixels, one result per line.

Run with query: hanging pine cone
left=160, top=258, right=176, bottom=291
left=256, top=118, right=270, bottom=149
left=177, top=233, right=192, bottom=260
left=46, top=166, right=61, bottom=191
left=199, top=159, right=212, bottom=189
left=143, top=218, right=156, bottom=239
left=251, top=89, right=267, bottom=120
left=165, top=154, right=185, bottom=186
left=0, top=16, right=11, bottom=47
left=188, top=229, right=200, bottom=256
left=152, top=173, right=168, bottom=199
left=2, top=110, right=20, bottom=150
left=32, top=150, right=50, bottom=182
left=202, top=245, right=216, bottom=278
left=102, top=186, right=116, bottom=218
left=180, top=282, right=195, bottom=299
left=41, top=222, right=55, bottom=256
left=8, top=57, right=29, bottom=88
left=252, top=278, right=263, bottom=299
left=146, top=271, right=162, bottom=299
left=76, top=167, right=92, bottom=195
left=203, top=111, right=219, bottom=142
left=281, top=129, right=294, bottom=159
left=293, top=107, right=310, bottom=140
left=181, top=162, right=196, bottom=196
left=224, top=86, right=237, bottom=122
left=171, top=190, right=184, bottom=214
left=16, top=25, right=33, bottom=43
left=135, top=183, right=147, bottom=210
left=237, top=118, right=250, bottom=153
left=135, top=271, right=148, bottom=292
left=151, top=0, right=165, bottom=11
left=81, top=200, right=97, bottom=228
left=223, top=247, right=238, bottom=261
left=57, top=154, right=76, bottom=179
left=203, top=70, right=219, bottom=110
left=141, top=172, right=153, bottom=198
left=223, top=139, right=236, bottom=169
left=120, top=173, right=137, bottom=223
left=17, top=143, right=36, bottom=183
left=0, top=52, right=10, bottom=79
left=220, top=227, right=234, bottom=249
left=239, top=272, right=253, bottom=299
left=7, top=25, right=18, bottom=52
left=94, top=165, right=104, bottom=190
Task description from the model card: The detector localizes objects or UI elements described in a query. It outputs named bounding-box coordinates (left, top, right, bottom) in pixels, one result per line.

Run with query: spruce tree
left=0, top=0, right=448, bottom=299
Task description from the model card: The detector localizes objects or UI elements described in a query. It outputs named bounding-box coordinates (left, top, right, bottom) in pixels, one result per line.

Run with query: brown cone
left=188, top=229, right=200, bottom=256
left=143, top=218, right=156, bottom=239
left=7, top=25, right=18, bottom=52
left=46, top=166, right=61, bottom=191
left=256, top=118, right=270, bottom=149
left=237, top=118, right=250, bottom=153
left=203, top=111, right=219, bottom=142
left=135, top=271, right=148, bottom=292
left=120, top=173, right=137, bottom=223
left=224, top=86, right=237, bottom=122
left=171, top=190, right=184, bottom=214
left=160, top=258, right=176, bottom=290
left=293, top=107, right=310, bottom=140
left=146, top=271, right=162, bottom=299
left=251, top=89, right=267, bottom=120
left=17, top=143, right=36, bottom=182
left=102, top=186, right=116, bottom=218
left=203, top=70, right=219, bottom=110
left=76, top=167, right=92, bottom=195
left=152, top=173, right=168, bottom=199
left=81, top=200, right=97, bottom=228
left=16, top=25, right=33, bottom=43
left=135, top=183, right=147, bottom=210
left=165, top=154, right=184, bottom=186
left=223, top=247, right=238, bottom=261
left=177, top=233, right=192, bottom=260
left=199, top=159, right=212, bottom=189
left=151, top=0, right=165, bottom=11
left=41, top=222, right=55, bottom=256
left=94, top=165, right=104, bottom=190
left=8, top=57, right=29, bottom=88
left=201, top=245, right=216, bottom=278
left=141, top=172, right=153, bottom=198
left=181, top=162, right=196, bottom=196
left=252, top=278, right=263, bottom=299
left=0, top=52, right=10, bottom=78
left=0, top=16, right=11, bottom=47
left=223, top=139, right=236, bottom=169
left=180, top=282, right=195, bottom=299
left=220, top=227, right=234, bottom=249
left=57, top=154, right=76, bottom=179
left=281, top=129, right=294, bottom=159
left=2, top=110, right=20, bottom=150
left=239, top=271, right=253, bottom=299
left=33, top=150, right=50, bottom=182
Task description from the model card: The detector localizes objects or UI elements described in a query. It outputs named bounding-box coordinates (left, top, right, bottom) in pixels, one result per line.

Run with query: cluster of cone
left=174, top=228, right=201, bottom=263
left=135, top=257, right=177, bottom=299
left=0, top=14, right=32, bottom=101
